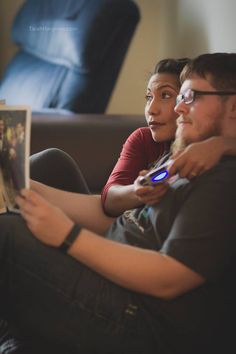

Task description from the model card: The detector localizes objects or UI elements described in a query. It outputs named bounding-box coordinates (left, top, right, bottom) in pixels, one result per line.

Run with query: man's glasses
left=176, top=89, right=236, bottom=105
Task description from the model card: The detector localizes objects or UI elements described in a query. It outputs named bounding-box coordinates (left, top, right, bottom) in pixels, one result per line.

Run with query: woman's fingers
left=136, top=182, right=169, bottom=205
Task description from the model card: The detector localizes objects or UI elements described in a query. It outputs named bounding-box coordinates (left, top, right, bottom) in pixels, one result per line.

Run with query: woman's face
left=145, top=72, right=179, bottom=142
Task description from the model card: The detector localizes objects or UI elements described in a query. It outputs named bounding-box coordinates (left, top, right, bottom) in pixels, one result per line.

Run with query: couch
left=0, top=0, right=140, bottom=114
left=31, top=113, right=144, bottom=192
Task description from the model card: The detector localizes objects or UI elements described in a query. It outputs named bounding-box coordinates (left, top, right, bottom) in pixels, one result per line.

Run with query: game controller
left=139, top=160, right=175, bottom=186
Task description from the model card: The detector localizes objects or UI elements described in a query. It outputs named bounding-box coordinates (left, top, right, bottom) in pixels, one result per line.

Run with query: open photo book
left=0, top=105, right=31, bottom=213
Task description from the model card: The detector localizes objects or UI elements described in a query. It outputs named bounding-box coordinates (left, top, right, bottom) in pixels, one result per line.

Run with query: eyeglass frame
left=176, top=89, right=236, bottom=105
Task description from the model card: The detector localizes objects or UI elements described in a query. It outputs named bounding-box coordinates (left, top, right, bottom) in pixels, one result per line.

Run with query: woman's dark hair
left=154, top=58, right=190, bottom=79
left=180, top=53, right=236, bottom=91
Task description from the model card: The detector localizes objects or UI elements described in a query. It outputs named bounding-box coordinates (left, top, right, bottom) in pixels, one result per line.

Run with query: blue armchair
left=0, top=0, right=140, bottom=113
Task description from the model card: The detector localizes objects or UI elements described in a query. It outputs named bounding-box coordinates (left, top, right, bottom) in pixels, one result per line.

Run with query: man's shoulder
left=169, top=156, right=236, bottom=203
left=208, top=156, right=236, bottom=179
left=219, top=155, right=236, bottom=166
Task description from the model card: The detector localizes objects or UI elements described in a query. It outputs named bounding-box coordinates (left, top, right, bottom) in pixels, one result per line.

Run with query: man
left=0, top=53, right=236, bottom=354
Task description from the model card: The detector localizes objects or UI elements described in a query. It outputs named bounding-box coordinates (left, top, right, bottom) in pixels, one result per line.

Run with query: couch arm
left=31, top=113, right=144, bottom=192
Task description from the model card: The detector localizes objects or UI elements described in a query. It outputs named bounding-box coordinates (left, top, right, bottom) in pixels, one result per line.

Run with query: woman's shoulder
left=133, top=127, right=166, bottom=149
left=125, top=127, right=168, bottom=162
left=129, top=127, right=154, bottom=143
left=124, top=127, right=155, bottom=150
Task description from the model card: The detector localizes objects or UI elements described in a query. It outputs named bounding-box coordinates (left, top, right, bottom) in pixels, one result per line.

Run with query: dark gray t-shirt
left=105, top=156, right=236, bottom=353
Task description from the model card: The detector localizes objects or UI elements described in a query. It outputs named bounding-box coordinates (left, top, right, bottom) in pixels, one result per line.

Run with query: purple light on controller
left=151, top=170, right=169, bottom=183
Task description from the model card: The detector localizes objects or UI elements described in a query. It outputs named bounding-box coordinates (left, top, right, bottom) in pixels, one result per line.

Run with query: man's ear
left=223, top=97, right=236, bottom=137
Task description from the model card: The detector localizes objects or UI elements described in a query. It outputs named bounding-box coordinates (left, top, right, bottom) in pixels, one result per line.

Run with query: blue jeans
left=0, top=214, right=159, bottom=354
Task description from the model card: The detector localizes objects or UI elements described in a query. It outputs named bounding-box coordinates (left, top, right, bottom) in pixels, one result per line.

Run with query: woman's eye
left=161, top=91, right=172, bottom=99
left=145, top=94, right=153, bottom=102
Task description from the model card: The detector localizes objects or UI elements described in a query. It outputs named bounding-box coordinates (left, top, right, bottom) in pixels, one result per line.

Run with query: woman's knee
left=30, top=148, right=70, bottom=167
left=30, top=148, right=89, bottom=193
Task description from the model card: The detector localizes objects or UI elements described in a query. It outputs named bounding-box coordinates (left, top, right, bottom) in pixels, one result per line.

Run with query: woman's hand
left=134, top=170, right=169, bottom=206
left=168, top=136, right=225, bottom=179
left=16, top=189, right=73, bottom=247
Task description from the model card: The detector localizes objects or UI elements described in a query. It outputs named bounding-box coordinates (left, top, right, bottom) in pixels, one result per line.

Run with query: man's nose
left=174, top=99, right=188, bottom=115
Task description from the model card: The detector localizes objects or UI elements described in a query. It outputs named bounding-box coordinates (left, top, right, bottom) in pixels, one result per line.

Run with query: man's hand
left=168, top=137, right=225, bottom=179
left=134, top=170, right=169, bottom=205
left=16, top=189, right=74, bottom=247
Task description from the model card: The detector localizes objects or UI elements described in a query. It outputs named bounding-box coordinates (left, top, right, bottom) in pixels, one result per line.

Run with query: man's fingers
left=16, top=195, right=38, bottom=217
left=20, top=188, right=50, bottom=208
left=16, top=189, right=50, bottom=219
left=20, top=189, right=41, bottom=205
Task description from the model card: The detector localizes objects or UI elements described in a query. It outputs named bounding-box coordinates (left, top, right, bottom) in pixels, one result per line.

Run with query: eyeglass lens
left=176, top=89, right=194, bottom=105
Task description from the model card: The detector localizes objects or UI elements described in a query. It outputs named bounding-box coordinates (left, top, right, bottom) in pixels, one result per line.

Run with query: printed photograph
left=0, top=107, right=31, bottom=213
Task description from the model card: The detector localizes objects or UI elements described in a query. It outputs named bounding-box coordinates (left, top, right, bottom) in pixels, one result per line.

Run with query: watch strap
left=59, top=224, right=81, bottom=253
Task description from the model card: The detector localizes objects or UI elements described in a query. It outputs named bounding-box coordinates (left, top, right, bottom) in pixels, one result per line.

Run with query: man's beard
left=171, top=120, right=222, bottom=155
left=171, top=134, right=187, bottom=155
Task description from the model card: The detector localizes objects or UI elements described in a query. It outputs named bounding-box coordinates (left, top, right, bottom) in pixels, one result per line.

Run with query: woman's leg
left=30, top=148, right=90, bottom=194
left=0, top=214, right=156, bottom=354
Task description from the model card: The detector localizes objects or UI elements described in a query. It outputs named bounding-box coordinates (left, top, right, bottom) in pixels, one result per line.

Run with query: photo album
left=0, top=104, right=31, bottom=213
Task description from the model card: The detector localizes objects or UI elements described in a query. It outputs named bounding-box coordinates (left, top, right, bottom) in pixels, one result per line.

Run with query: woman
left=102, top=59, right=187, bottom=216
left=31, top=58, right=188, bottom=204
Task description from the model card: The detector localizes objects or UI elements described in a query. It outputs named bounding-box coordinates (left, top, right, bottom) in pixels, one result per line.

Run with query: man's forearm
left=31, top=180, right=114, bottom=233
left=68, top=228, right=205, bottom=299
